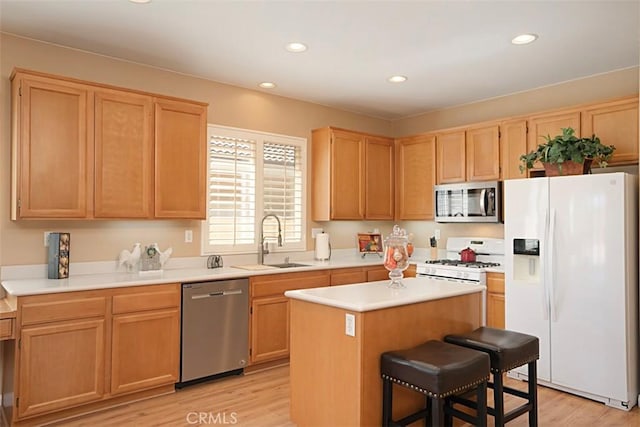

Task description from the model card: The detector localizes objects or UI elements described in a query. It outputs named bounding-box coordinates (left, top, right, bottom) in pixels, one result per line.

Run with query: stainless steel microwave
left=434, top=181, right=502, bottom=223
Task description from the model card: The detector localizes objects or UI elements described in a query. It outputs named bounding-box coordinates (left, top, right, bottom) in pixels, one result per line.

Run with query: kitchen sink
left=266, top=262, right=310, bottom=269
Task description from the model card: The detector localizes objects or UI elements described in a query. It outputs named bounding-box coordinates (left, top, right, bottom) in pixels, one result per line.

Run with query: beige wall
left=392, top=67, right=639, bottom=136
left=1, top=34, right=638, bottom=265
left=0, top=34, right=392, bottom=265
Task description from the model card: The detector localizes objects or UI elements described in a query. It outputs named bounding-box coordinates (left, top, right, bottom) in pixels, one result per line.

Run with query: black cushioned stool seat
left=380, top=340, right=490, bottom=427
left=445, top=327, right=539, bottom=427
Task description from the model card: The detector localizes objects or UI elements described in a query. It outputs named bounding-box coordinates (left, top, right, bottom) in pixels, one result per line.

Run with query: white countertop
left=285, top=277, right=485, bottom=312
left=1, top=252, right=392, bottom=296
left=1, top=248, right=501, bottom=297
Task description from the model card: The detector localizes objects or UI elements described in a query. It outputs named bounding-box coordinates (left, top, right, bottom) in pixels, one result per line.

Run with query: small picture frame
left=357, top=233, right=383, bottom=258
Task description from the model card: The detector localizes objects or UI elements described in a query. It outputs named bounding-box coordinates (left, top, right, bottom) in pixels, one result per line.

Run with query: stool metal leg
left=431, top=397, right=445, bottom=427
left=425, top=395, right=432, bottom=426
left=528, top=362, right=538, bottom=427
left=477, top=381, right=488, bottom=427
left=382, top=377, right=393, bottom=427
left=443, top=397, right=453, bottom=427
left=493, top=372, right=505, bottom=427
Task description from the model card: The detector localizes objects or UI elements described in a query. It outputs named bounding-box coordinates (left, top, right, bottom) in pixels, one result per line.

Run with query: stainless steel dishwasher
left=179, top=278, right=249, bottom=386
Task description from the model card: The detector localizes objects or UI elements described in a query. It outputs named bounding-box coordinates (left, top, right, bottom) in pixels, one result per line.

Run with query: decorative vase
left=383, top=225, right=410, bottom=289
left=543, top=160, right=585, bottom=176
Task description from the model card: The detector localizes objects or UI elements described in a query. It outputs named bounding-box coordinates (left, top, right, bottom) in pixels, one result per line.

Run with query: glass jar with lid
left=383, top=225, right=410, bottom=288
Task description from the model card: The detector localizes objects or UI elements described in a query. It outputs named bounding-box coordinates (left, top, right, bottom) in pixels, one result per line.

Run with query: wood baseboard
left=244, top=359, right=289, bottom=375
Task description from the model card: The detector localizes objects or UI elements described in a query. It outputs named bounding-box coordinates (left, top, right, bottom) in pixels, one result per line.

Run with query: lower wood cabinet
left=250, top=295, right=290, bottom=364
left=18, top=319, right=106, bottom=418
left=4, top=283, right=180, bottom=424
left=249, top=264, right=418, bottom=368
left=249, top=271, right=330, bottom=365
left=110, top=308, right=179, bottom=395
left=486, top=272, right=505, bottom=329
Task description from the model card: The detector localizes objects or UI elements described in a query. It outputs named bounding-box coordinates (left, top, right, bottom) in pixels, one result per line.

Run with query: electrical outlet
left=434, top=229, right=441, bottom=240
left=345, top=313, right=355, bottom=337
left=311, top=228, right=323, bottom=239
left=184, top=229, right=193, bottom=243
left=44, top=231, right=51, bottom=247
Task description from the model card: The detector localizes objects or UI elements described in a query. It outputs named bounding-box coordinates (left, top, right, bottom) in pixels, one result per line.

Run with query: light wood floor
left=50, top=365, right=639, bottom=426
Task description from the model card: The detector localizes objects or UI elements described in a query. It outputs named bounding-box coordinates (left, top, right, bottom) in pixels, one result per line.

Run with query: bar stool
left=444, top=327, right=539, bottom=427
left=380, top=340, right=490, bottom=427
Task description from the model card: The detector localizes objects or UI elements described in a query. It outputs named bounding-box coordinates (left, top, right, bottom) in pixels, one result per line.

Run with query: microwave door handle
left=480, top=188, right=487, bottom=216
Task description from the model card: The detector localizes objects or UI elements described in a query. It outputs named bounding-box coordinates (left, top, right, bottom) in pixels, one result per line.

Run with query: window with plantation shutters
left=203, top=125, right=306, bottom=255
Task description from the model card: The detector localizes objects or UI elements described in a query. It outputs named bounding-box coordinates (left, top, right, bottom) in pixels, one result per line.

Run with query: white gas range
left=416, top=237, right=504, bottom=325
left=416, top=237, right=504, bottom=286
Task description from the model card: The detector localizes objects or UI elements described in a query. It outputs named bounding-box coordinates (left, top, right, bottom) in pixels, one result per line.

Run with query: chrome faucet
left=258, top=214, right=283, bottom=264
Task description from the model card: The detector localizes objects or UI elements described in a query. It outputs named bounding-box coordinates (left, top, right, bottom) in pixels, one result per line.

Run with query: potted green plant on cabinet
left=519, top=127, right=615, bottom=176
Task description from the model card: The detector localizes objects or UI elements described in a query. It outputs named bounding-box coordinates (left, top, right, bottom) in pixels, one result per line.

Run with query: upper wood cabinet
left=311, top=127, right=393, bottom=221
left=365, top=136, right=394, bottom=219
left=581, top=97, right=638, bottom=166
left=154, top=100, right=207, bottom=219
left=500, top=119, right=528, bottom=180
left=317, top=128, right=364, bottom=220
left=10, top=69, right=208, bottom=220
left=94, top=89, right=154, bottom=218
left=436, top=130, right=466, bottom=183
left=466, top=124, right=500, bottom=182
left=11, top=73, right=91, bottom=219
left=395, top=134, right=436, bottom=220
left=528, top=110, right=581, bottom=146
left=527, top=110, right=581, bottom=170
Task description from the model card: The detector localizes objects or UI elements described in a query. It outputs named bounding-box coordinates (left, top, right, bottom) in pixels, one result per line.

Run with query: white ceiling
left=1, top=0, right=638, bottom=120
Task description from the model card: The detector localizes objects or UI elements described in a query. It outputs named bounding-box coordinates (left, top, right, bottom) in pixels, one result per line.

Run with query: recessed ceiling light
left=285, top=42, right=308, bottom=53
left=511, top=33, right=538, bottom=45
left=388, top=75, right=408, bottom=83
left=129, top=0, right=151, bottom=3
left=259, top=82, right=276, bottom=89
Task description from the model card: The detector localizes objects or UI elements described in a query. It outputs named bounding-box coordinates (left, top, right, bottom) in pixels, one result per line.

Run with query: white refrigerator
left=504, top=172, right=638, bottom=411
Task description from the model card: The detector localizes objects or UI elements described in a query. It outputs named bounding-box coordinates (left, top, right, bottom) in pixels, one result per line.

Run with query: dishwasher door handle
left=191, top=289, right=243, bottom=299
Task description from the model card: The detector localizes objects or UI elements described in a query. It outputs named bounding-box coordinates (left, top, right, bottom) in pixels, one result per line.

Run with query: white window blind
left=203, top=125, right=306, bottom=255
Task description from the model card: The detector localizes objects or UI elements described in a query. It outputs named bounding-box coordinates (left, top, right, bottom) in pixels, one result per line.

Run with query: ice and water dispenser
left=513, top=239, right=540, bottom=281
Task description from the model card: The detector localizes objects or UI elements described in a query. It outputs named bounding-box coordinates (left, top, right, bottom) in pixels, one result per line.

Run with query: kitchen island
left=285, top=278, right=483, bottom=427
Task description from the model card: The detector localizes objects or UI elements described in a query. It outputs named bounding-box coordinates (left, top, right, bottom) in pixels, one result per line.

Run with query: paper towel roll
left=315, top=233, right=331, bottom=260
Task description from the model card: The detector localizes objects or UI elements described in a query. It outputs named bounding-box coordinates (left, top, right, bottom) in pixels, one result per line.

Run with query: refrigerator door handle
left=548, top=208, right=557, bottom=322
left=542, top=208, right=550, bottom=321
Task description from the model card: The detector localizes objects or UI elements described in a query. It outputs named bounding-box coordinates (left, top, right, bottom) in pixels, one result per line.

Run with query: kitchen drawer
left=331, top=267, right=366, bottom=286
left=365, top=265, right=388, bottom=282
left=112, top=283, right=180, bottom=314
left=0, top=318, right=14, bottom=340
left=486, top=272, right=505, bottom=294
left=251, top=271, right=330, bottom=298
left=21, top=293, right=107, bottom=326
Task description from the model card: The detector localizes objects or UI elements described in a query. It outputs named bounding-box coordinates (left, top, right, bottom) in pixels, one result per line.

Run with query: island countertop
left=285, top=277, right=485, bottom=312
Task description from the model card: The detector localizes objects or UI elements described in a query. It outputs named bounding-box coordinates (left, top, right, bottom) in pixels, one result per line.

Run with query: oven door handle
left=480, top=189, right=487, bottom=216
